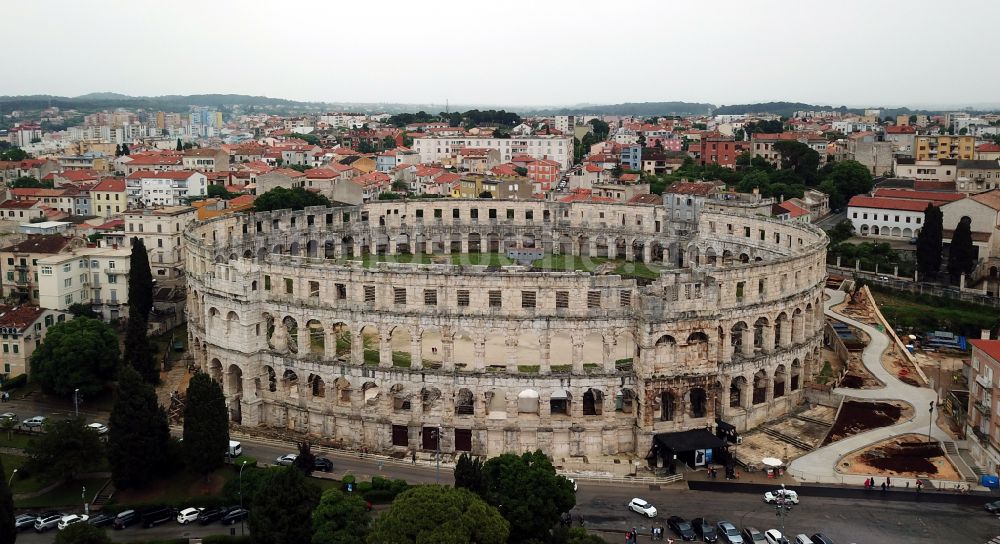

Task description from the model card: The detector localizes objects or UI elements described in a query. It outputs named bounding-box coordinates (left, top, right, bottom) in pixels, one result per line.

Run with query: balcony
left=975, top=400, right=992, bottom=417
left=977, top=374, right=994, bottom=390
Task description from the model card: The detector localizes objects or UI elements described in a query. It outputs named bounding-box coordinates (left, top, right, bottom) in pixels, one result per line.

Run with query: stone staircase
left=91, top=481, right=115, bottom=511
left=761, top=427, right=814, bottom=452
left=941, top=441, right=981, bottom=484
left=793, top=413, right=832, bottom=428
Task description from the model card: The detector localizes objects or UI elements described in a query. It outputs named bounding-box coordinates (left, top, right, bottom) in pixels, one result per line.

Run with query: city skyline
left=6, top=0, right=1000, bottom=108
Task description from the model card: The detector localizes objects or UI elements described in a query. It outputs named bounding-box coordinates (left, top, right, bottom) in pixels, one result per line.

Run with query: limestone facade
left=184, top=199, right=827, bottom=460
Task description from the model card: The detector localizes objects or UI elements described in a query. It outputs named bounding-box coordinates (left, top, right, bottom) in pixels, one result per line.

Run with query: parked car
left=141, top=506, right=175, bottom=528
left=742, top=527, right=767, bottom=544
left=198, top=506, right=233, bottom=525
left=87, top=512, right=115, bottom=527
left=985, top=499, right=1000, bottom=513
left=34, top=512, right=63, bottom=532
left=627, top=497, right=657, bottom=518
left=691, top=517, right=718, bottom=542
left=177, top=507, right=203, bottom=524
left=86, top=422, right=109, bottom=435
left=222, top=507, right=249, bottom=525
left=809, top=534, right=834, bottom=544
left=57, top=514, right=89, bottom=530
left=793, top=536, right=813, bottom=544
left=667, top=516, right=696, bottom=541
left=763, top=489, right=799, bottom=504
left=14, top=514, right=37, bottom=531
left=0, top=412, right=17, bottom=422
left=764, top=529, right=789, bottom=544
left=314, top=457, right=334, bottom=472
left=22, top=416, right=46, bottom=429
left=112, top=510, right=139, bottom=530
left=274, top=453, right=298, bottom=466
left=566, top=477, right=577, bottom=492
left=717, top=521, right=744, bottom=544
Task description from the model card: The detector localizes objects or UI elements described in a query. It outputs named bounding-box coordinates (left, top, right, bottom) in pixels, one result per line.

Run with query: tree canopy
left=29, top=317, right=119, bottom=397
left=108, top=366, right=171, bottom=489
left=207, top=184, right=234, bottom=199
left=54, top=521, right=112, bottom=544
left=366, top=485, right=509, bottom=544
left=254, top=187, right=332, bottom=212
left=312, top=487, right=371, bottom=544
left=12, top=176, right=53, bottom=189
left=182, top=372, right=229, bottom=476
left=0, top=146, right=28, bottom=161
left=454, top=453, right=487, bottom=497
left=25, top=417, right=104, bottom=481
left=249, top=467, right=321, bottom=544
left=916, top=203, right=944, bottom=279
left=480, top=450, right=576, bottom=543
left=587, top=119, right=610, bottom=140
left=125, top=238, right=157, bottom=383
left=0, top=457, right=13, bottom=544
left=947, top=216, right=976, bottom=279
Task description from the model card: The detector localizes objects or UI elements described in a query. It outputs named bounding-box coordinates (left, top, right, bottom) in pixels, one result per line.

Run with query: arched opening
left=263, top=365, right=276, bottom=392
left=654, top=335, right=677, bottom=367
left=631, top=239, right=644, bottom=262
left=706, top=247, right=718, bottom=265
left=558, top=235, right=573, bottom=255
left=306, top=239, right=319, bottom=258
left=688, top=387, right=707, bottom=418
left=722, top=249, right=733, bottom=265
left=227, top=364, right=243, bottom=396
left=616, top=388, right=635, bottom=414
left=659, top=390, right=675, bottom=421
left=614, top=329, right=638, bottom=367
left=421, top=387, right=441, bottom=412
left=468, top=232, right=482, bottom=253
left=308, top=374, right=326, bottom=398
left=283, top=369, right=299, bottom=399
left=595, top=235, right=609, bottom=258
left=362, top=382, right=380, bottom=405
left=486, top=391, right=507, bottom=419
left=342, top=235, right=355, bottom=258
left=455, top=388, right=475, bottom=415
left=517, top=389, right=539, bottom=414
left=774, top=312, right=788, bottom=349
left=324, top=240, right=336, bottom=259
left=360, top=325, right=380, bottom=365
left=288, top=241, right=300, bottom=256
left=282, top=316, right=299, bottom=354
left=549, top=332, right=573, bottom=368
left=395, top=233, right=411, bottom=254
left=651, top=241, right=664, bottom=262
left=791, top=359, right=802, bottom=391
left=388, top=326, right=412, bottom=368
left=583, top=388, right=603, bottom=416
left=420, top=327, right=444, bottom=369
left=306, top=319, right=324, bottom=356
left=208, top=358, right=223, bottom=383
left=752, top=370, right=768, bottom=404
left=753, top=317, right=769, bottom=352
left=578, top=234, right=590, bottom=257
left=390, top=384, right=411, bottom=412
left=731, top=321, right=747, bottom=354
left=739, top=253, right=750, bottom=264
left=486, top=232, right=499, bottom=253
left=729, top=376, right=746, bottom=408
left=334, top=377, right=351, bottom=404
left=332, top=322, right=350, bottom=357
left=550, top=389, right=571, bottom=416
left=686, top=331, right=710, bottom=360
left=773, top=365, right=786, bottom=398
left=453, top=330, right=475, bottom=371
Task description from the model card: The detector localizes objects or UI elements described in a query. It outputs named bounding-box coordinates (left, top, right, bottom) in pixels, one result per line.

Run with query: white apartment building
left=553, top=115, right=576, bottom=134
left=37, top=246, right=131, bottom=321
left=893, top=158, right=958, bottom=182
left=124, top=206, right=196, bottom=281
left=413, top=135, right=574, bottom=170
left=847, top=195, right=926, bottom=239
left=125, top=170, right=207, bottom=207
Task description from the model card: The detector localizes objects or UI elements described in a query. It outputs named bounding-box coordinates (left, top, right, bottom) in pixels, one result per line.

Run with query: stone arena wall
left=184, top=199, right=827, bottom=461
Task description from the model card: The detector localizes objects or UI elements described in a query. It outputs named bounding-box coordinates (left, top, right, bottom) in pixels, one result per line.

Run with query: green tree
left=737, top=169, right=770, bottom=194
left=54, top=521, right=112, bottom=544
left=176, top=138, right=183, bottom=151
left=293, top=441, right=316, bottom=476
left=948, top=216, right=976, bottom=279
left=254, top=187, right=332, bottom=212
left=207, top=184, right=233, bottom=199
left=108, top=366, right=171, bottom=489
left=29, top=317, right=119, bottom=398
left=66, top=303, right=100, bottom=319
left=11, top=176, right=44, bottom=188
left=249, top=467, right=320, bottom=544
left=772, top=140, right=819, bottom=184
left=382, top=136, right=397, bottom=150
left=25, top=417, right=104, bottom=481
left=366, top=486, right=509, bottom=544
left=514, top=166, right=528, bottom=177
left=482, top=450, right=576, bottom=543
left=124, top=238, right=156, bottom=383
left=182, top=372, right=229, bottom=477
left=0, top=457, right=13, bottom=544
left=916, top=203, right=944, bottom=279
left=454, top=453, right=487, bottom=496
left=827, top=220, right=855, bottom=245
left=120, top=143, right=130, bottom=156
left=587, top=119, right=610, bottom=140
left=822, top=160, right=872, bottom=209
left=312, top=487, right=371, bottom=544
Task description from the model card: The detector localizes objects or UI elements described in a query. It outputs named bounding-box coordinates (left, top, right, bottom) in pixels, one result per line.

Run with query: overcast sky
left=7, top=0, right=1000, bottom=108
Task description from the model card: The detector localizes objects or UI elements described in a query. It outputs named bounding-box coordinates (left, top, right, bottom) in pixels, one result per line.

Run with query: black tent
left=650, top=429, right=725, bottom=469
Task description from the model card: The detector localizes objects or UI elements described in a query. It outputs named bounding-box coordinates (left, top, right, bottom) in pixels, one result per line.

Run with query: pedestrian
left=886, top=476, right=891, bottom=488
left=863, top=478, right=869, bottom=490
left=881, top=482, right=886, bottom=492
left=412, top=450, right=416, bottom=464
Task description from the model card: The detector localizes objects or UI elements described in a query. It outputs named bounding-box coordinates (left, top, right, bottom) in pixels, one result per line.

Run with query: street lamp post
left=8, top=468, right=17, bottom=487
left=83, top=485, right=88, bottom=516
left=435, top=426, right=442, bottom=484
left=74, top=388, right=80, bottom=418
left=239, top=460, right=248, bottom=536
left=928, top=401, right=935, bottom=443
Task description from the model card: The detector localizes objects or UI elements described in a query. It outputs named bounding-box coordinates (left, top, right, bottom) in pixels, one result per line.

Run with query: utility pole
left=435, top=426, right=442, bottom=484
left=74, top=389, right=80, bottom=418
left=928, top=401, right=935, bottom=443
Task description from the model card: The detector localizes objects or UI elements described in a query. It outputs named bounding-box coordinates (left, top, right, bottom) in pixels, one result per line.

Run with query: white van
left=227, top=440, right=242, bottom=457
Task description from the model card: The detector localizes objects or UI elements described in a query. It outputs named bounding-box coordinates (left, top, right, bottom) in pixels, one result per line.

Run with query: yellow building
left=915, top=135, right=975, bottom=161
left=91, top=178, right=127, bottom=218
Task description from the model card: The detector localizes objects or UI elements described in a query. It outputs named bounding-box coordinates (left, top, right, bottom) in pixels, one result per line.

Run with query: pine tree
left=115, top=144, right=122, bottom=157
left=948, top=216, right=976, bottom=279
left=292, top=441, right=315, bottom=476
left=248, top=467, right=320, bottom=544
left=121, top=143, right=130, bottom=156
left=182, top=372, right=230, bottom=477
left=0, top=456, right=13, bottom=544
left=176, top=138, right=183, bottom=151
left=916, top=203, right=943, bottom=278
left=108, top=366, right=171, bottom=489
left=124, top=238, right=158, bottom=383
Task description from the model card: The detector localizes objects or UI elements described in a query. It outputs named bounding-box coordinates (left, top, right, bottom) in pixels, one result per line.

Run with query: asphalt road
left=16, top=520, right=244, bottom=543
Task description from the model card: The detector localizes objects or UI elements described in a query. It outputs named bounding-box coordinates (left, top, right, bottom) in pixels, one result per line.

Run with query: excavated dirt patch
left=839, top=434, right=962, bottom=480
left=823, top=400, right=909, bottom=445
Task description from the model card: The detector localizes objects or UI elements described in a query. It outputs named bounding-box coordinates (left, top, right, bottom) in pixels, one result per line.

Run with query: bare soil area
left=838, top=355, right=882, bottom=389
left=823, top=400, right=911, bottom=445
left=839, top=434, right=961, bottom=480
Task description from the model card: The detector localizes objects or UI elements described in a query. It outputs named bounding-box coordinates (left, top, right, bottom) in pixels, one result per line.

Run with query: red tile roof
left=95, top=219, right=125, bottom=231
left=666, top=182, right=718, bottom=196
left=126, top=170, right=200, bottom=181
left=92, top=178, right=126, bottom=192
left=970, top=189, right=1000, bottom=211
left=885, top=125, right=916, bottom=134
left=0, top=234, right=71, bottom=253
left=56, top=169, right=101, bottom=181
left=433, top=173, right=461, bottom=184
left=971, top=339, right=1000, bottom=363
left=976, top=143, right=1000, bottom=152
left=619, top=173, right=639, bottom=182
left=126, top=154, right=183, bottom=166
left=11, top=188, right=71, bottom=198
left=847, top=195, right=933, bottom=212
left=872, top=188, right=964, bottom=204
left=304, top=168, right=338, bottom=179
left=0, top=305, right=48, bottom=331
left=776, top=200, right=810, bottom=217
left=228, top=195, right=256, bottom=208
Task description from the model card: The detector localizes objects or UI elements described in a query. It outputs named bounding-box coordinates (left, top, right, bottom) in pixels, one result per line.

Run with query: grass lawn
left=0, top=432, right=36, bottom=450
left=871, top=287, right=1000, bottom=337
left=16, top=477, right=109, bottom=509
left=452, top=252, right=514, bottom=267
left=532, top=254, right=607, bottom=272
left=2, top=453, right=52, bottom=495
left=113, top=466, right=238, bottom=508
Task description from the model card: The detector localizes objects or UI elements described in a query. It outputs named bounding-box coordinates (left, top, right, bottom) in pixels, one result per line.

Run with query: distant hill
left=528, top=101, right=715, bottom=117
left=714, top=102, right=862, bottom=117
left=0, top=93, right=321, bottom=114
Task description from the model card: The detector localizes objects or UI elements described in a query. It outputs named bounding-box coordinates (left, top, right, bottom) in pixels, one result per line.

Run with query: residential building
left=976, top=143, right=1000, bottom=161
left=91, top=178, right=128, bottom=217
left=957, top=160, right=1000, bottom=193
left=966, top=339, right=1000, bottom=474
left=591, top=183, right=650, bottom=203
left=554, top=115, right=576, bottom=134
left=847, top=195, right=931, bottom=239
left=940, top=189, right=1000, bottom=262
left=526, top=158, right=560, bottom=192
left=7, top=123, right=42, bottom=147
left=413, top=135, right=574, bottom=170
left=771, top=200, right=811, bottom=223
left=37, top=246, right=132, bottom=321
left=620, top=145, right=641, bottom=171
left=893, top=158, right=958, bottom=182
left=914, top=134, right=975, bottom=161
left=662, top=181, right=723, bottom=224
left=697, top=135, right=745, bottom=168
left=10, top=187, right=91, bottom=216
left=457, top=148, right=500, bottom=174
left=0, top=305, right=70, bottom=378
left=182, top=148, right=230, bottom=172
left=376, top=148, right=420, bottom=173
left=351, top=171, right=391, bottom=201
left=884, top=125, right=917, bottom=156
left=124, top=205, right=196, bottom=281
left=0, top=199, right=45, bottom=224
left=126, top=170, right=207, bottom=207
left=479, top=176, right=534, bottom=200
left=0, top=235, right=81, bottom=303
left=846, top=133, right=893, bottom=176
left=750, top=132, right=827, bottom=166
left=255, top=169, right=307, bottom=194
left=121, top=153, right=185, bottom=176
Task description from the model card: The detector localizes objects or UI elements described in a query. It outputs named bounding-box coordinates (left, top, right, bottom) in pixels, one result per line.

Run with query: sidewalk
left=788, top=289, right=949, bottom=487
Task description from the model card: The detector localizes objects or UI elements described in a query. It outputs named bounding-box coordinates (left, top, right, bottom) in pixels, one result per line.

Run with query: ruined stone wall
left=185, top=199, right=827, bottom=460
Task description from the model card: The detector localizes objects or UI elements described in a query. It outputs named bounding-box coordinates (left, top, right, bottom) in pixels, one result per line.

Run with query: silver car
left=717, top=521, right=744, bottom=544
left=22, top=416, right=46, bottom=429
left=34, top=512, right=63, bottom=532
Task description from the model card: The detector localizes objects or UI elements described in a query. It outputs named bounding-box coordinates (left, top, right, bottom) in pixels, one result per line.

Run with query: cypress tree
left=916, top=203, right=943, bottom=278
left=108, top=366, right=171, bottom=489
left=176, top=138, right=183, bottom=151
left=182, top=372, right=230, bottom=477
left=0, top=456, right=13, bottom=544
left=948, top=216, right=976, bottom=279
left=124, top=238, right=157, bottom=383
left=121, top=143, right=130, bottom=156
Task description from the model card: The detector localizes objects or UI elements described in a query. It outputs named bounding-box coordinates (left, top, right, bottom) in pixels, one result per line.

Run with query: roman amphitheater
left=184, top=199, right=827, bottom=464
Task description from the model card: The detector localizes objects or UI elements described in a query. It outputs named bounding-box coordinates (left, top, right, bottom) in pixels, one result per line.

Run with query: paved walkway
left=788, top=289, right=953, bottom=488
